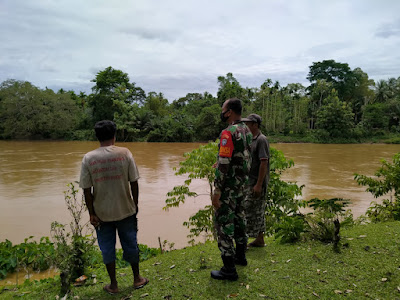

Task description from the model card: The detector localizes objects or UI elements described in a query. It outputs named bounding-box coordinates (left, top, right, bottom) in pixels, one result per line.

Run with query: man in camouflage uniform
left=211, top=98, right=252, bottom=281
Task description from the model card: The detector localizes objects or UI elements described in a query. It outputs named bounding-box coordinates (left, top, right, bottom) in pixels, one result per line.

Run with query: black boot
left=235, top=243, right=248, bottom=266
left=211, top=256, right=238, bottom=281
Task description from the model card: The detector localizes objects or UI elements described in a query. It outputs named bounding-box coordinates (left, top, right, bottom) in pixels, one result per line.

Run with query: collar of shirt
left=252, top=132, right=261, bottom=140
left=232, top=119, right=244, bottom=125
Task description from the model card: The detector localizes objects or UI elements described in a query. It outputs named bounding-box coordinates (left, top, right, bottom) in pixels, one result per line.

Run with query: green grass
left=1, top=222, right=400, bottom=299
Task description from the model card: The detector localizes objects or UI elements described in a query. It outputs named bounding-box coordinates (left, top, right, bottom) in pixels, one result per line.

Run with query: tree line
left=0, top=59, right=399, bottom=142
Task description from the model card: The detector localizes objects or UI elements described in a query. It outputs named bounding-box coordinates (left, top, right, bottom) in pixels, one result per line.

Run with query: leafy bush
left=305, top=198, right=351, bottom=252
left=311, top=129, right=330, bottom=142
left=138, top=244, right=161, bottom=261
left=183, top=205, right=216, bottom=244
left=0, top=237, right=54, bottom=280
left=265, top=148, right=304, bottom=236
left=50, top=183, right=96, bottom=295
left=355, top=153, right=400, bottom=222
left=365, top=199, right=400, bottom=223
left=274, top=215, right=306, bottom=244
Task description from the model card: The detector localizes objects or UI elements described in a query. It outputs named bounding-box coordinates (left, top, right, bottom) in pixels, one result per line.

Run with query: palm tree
left=375, top=79, right=390, bottom=103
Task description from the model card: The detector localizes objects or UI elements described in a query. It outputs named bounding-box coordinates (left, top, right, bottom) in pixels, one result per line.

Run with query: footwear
left=235, top=243, right=248, bottom=266
left=103, top=284, right=119, bottom=295
left=211, top=256, right=238, bottom=281
left=134, top=277, right=149, bottom=289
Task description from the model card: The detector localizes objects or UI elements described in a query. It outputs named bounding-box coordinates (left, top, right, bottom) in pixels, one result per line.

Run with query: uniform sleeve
left=214, top=130, right=234, bottom=192
left=127, top=151, right=140, bottom=182
left=79, top=156, right=93, bottom=189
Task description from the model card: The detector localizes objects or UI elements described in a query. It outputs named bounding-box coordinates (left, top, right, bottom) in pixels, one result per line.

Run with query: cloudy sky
left=1, top=0, right=400, bottom=100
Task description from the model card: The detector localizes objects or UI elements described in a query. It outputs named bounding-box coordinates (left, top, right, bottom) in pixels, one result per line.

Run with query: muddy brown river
left=0, top=141, right=399, bottom=249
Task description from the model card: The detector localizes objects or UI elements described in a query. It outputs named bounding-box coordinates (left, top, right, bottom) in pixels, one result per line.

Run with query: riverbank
left=2, top=132, right=400, bottom=144
left=1, top=221, right=399, bottom=299
left=267, top=133, right=400, bottom=144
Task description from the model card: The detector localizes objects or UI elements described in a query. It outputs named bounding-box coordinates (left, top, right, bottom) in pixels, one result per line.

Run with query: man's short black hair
left=94, top=120, right=116, bottom=142
left=226, top=98, right=242, bottom=115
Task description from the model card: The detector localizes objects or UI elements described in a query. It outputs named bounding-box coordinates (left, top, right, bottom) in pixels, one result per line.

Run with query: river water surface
left=0, top=141, right=399, bottom=250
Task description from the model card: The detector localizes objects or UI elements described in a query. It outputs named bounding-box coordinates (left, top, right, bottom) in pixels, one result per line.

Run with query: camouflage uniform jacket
left=214, top=120, right=252, bottom=197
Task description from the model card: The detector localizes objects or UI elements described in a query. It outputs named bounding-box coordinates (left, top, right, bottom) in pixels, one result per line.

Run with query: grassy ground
left=1, top=221, right=400, bottom=299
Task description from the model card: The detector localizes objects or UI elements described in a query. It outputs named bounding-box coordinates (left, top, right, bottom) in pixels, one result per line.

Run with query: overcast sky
left=1, top=1, right=400, bottom=100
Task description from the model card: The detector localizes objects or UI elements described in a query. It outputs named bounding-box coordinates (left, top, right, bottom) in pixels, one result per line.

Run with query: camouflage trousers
left=214, top=194, right=247, bottom=257
left=244, top=184, right=267, bottom=238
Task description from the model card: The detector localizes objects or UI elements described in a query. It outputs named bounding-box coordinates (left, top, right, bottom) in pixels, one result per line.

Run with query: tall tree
left=217, top=73, right=246, bottom=105
left=350, top=67, right=375, bottom=123
left=375, top=79, right=390, bottom=103
left=112, top=84, right=140, bottom=141
left=284, top=83, right=309, bottom=134
left=308, top=80, right=333, bottom=129
left=307, top=60, right=355, bottom=102
left=90, top=67, right=145, bottom=121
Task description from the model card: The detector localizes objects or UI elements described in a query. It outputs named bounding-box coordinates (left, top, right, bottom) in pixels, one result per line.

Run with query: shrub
left=0, top=237, right=54, bottom=281
left=50, top=183, right=96, bottom=296
left=305, top=198, right=351, bottom=252
left=365, top=199, right=400, bottom=223
left=265, top=148, right=304, bottom=236
left=274, top=215, right=306, bottom=244
left=355, top=153, right=400, bottom=222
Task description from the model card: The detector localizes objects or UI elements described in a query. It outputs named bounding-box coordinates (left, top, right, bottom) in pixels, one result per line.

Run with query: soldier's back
left=227, top=122, right=252, bottom=186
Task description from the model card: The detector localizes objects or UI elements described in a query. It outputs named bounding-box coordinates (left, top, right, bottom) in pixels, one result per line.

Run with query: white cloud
left=1, top=0, right=400, bottom=100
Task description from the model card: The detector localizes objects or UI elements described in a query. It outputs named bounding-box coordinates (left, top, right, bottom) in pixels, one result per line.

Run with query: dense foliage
left=0, top=60, right=399, bottom=142
left=0, top=237, right=54, bottom=281
left=355, top=153, right=400, bottom=222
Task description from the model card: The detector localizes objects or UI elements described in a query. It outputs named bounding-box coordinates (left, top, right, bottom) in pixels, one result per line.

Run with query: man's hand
left=253, top=184, right=262, bottom=197
left=212, top=193, right=221, bottom=209
left=90, top=214, right=101, bottom=228
left=212, top=162, right=217, bottom=168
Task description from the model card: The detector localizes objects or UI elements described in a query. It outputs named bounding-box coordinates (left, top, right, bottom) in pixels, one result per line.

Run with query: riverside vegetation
left=1, top=223, right=399, bottom=299
left=1, top=143, right=399, bottom=299
left=0, top=60, right=400, bottom=143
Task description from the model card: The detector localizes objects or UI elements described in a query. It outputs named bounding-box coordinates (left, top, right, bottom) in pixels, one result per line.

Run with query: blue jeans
left=96, top=214, right=139, bottom=265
